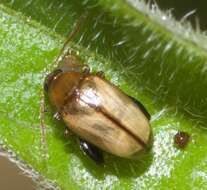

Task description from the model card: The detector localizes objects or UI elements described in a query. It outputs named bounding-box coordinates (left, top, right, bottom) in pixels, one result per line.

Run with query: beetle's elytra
left=44, top=54, right=152, bottom=163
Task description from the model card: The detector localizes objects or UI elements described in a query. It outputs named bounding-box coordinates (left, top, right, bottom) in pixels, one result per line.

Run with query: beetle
left=43, top=53, right=152, bottom=164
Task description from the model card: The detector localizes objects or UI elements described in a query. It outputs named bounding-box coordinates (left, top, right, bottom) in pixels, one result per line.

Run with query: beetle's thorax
left=48, top=71, right=86, bottom=110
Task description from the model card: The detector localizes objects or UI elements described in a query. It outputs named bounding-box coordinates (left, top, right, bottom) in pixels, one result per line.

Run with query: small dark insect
left=174, top=131, right=190, bottom=149
left=40, top=15, right=152, bottom=164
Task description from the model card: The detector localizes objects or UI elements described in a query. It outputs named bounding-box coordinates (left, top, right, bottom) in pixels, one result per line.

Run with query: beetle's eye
left=44, top=69, right=62, bottom=92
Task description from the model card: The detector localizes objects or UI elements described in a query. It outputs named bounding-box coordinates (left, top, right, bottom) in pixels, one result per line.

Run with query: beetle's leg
left=79, top=138, right=104, bottom=164
left=82, top=65, right=90, bottom=75
left=64, top=128, right=74, bottom=138
left=39, top=91, right=48, bottom=159
left=96, top=71, right=105, bottom=78
left=128, top=96, right=151, bottom=120
left=53, top=111, right=61, bottom=121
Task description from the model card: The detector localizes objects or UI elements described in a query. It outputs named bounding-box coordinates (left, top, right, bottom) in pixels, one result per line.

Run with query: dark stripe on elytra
left=99, top=107, right=147, bottom=149
left=84, top=100, right=147, bottom=149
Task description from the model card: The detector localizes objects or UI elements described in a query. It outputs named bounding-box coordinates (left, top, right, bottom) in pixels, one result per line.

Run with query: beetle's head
left=44, top=54, right=90, bottom=110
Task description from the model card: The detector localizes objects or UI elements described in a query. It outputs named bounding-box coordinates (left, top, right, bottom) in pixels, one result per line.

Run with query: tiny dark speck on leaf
left=174, top=131, right=190, bottom=149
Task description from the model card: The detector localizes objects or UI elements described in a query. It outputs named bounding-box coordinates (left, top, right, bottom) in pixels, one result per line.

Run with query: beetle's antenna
left=39, top=90, right=48, bottom=160
left=53, top=13, right=88, bottom=68
left=39, top=13, right=88, bottom=160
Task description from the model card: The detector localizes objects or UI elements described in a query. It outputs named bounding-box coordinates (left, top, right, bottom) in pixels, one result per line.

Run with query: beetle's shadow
left=49, top=116, right=153, bottom=180
left=79, top=147, right=154, bottom=179
left=66, top=139, right=153, bottom=179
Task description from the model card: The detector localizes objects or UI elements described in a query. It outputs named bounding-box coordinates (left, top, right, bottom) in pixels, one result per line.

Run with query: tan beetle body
left=45, top=54, right=152, bottom=160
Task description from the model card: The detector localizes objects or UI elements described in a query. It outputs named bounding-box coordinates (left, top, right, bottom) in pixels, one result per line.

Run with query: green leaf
left=1, top=0, right=207, bottom=189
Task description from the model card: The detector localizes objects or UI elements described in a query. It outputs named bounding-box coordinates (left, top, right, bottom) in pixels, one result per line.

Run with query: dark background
left=156, top=0, right=207, bottom=30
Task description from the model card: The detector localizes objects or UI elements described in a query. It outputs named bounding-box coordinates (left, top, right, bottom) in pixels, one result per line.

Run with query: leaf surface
left=1, top=0, right=207, bottom=189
